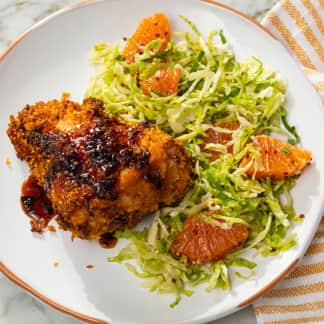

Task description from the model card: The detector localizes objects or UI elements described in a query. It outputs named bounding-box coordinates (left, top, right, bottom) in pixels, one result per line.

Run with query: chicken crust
left=7, top=98, right=194, bottom=240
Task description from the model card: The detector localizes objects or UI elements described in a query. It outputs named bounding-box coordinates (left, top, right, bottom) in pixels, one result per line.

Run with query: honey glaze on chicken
left=7, top=98, right=193, bottom=243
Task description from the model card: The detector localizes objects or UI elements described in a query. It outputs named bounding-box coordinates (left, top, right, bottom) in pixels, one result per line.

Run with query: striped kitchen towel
left=253, top=1, right=324, bottom=323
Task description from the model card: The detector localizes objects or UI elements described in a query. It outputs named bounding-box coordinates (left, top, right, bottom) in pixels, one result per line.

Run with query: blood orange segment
left=122, top=13, right=171, bottom=63
left=202, top=121, right=240, bottom=160
left=240, top=135, right=312, bottom=179
left=141, top=68, right=181, bottom=96
left=171, top=216, right=249, bottom=264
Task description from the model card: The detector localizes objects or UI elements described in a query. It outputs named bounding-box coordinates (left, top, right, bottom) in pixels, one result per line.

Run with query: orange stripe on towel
left=265, top=11, right=316, bottom=69
left=282, top=0, right=324, bottom=63
left=255, top=300, right=324, bottom=314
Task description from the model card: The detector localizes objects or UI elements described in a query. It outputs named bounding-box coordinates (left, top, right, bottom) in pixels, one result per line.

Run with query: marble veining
left=0, top=0, right=278, bottom=54
left=0, top=0, right=278, bottom=323
left=0, top=0, right=75, bottom=53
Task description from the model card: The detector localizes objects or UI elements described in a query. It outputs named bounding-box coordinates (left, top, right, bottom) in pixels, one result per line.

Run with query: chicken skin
left=7, top=98, right=193, bottom=240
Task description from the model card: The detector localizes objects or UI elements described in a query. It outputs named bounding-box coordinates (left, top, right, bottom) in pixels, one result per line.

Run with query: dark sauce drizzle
left=99, top=233, right=118, bottom=248
left=21, top=175, right=54, bottom=233
left=26, top=116, right=153, bottom=201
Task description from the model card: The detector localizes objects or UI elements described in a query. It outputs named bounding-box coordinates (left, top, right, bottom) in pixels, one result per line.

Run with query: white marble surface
left=0, top=1, right=278, bottom=323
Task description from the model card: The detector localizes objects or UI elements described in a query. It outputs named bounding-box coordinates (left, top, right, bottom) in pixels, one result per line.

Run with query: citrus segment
left=141, top=68, right=181, bottom=96
left=202, top=121, right=240, bottom=160
left=122, top=13, right=171, bottom=63
left=240, top=135, right=312, bottom=179
left=171, top=216, right=249, bottom=263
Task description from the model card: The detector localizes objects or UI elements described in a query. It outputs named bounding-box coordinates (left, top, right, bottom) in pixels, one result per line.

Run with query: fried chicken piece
left=7, top=98, right=193, bottom=240
left=171, top=216, right=249, bottom=263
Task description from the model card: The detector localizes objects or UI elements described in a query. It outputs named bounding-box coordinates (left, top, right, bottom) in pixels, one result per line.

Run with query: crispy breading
left=7, top=98, right=194, bottom=240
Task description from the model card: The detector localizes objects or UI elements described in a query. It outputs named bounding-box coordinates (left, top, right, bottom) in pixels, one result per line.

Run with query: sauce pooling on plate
left=21, top=175, right=54, bottom=233
left=21, top=176, right=118, bottom=248
left=99, top=232, right=118, bottom=248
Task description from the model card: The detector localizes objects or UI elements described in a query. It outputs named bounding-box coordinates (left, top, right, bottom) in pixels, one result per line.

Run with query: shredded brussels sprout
left=85, top=16, right=303, bottom=306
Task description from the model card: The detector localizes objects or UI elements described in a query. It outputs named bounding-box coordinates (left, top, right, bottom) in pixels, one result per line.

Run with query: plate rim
left=0, top=0, right=317, bottom=323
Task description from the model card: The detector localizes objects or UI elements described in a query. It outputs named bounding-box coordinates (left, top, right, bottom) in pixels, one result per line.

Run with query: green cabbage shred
left=85, top=16, right=303, bottom=306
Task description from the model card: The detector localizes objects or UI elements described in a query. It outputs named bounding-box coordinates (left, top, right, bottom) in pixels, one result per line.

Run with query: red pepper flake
left=86, top=264, right=94, bottom=269
left=48, top=225, right=56, bottom=232
left=299, top=214, right=305, bottom=219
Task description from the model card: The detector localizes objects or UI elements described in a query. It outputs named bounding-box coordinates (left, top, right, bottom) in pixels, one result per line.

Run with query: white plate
left=1, top=0, right=324, bottom=323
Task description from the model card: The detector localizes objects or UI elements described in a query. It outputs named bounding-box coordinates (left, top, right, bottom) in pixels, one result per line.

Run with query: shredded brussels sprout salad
left=85, top=16, right=304, bottom=307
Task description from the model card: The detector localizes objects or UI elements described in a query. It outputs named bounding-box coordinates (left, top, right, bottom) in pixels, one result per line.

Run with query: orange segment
left=123, top=13, right=171, bottom=63
left=171, top=216, right=249, bottom=263
left=202, top=121, right=240, bottom=160
left=240, top=135, right=312, bottom=179
left=141, top=68, right=181, bottom=96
